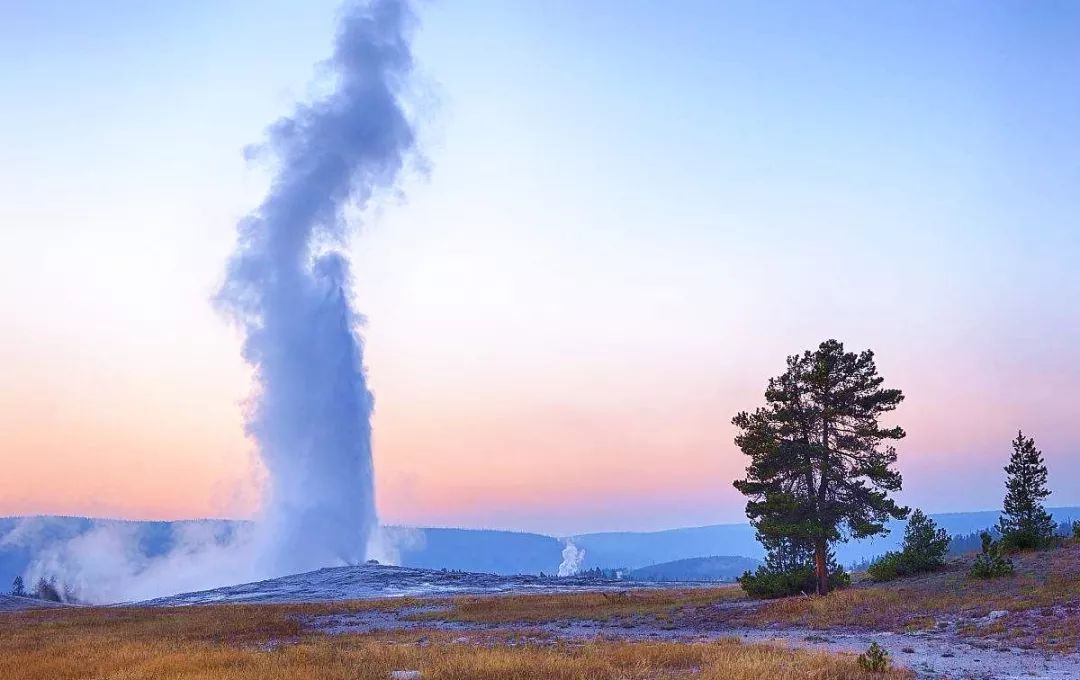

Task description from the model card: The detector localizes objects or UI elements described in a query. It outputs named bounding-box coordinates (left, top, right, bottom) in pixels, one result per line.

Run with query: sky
left=1, top=1, right=1078, bottom=536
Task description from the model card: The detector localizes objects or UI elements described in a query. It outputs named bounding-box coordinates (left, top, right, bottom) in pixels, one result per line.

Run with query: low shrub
left=865, top=552, right=904, bottom=582
left=857, top=641, right=890, bottom=673
left=970, top=532, right=1014, bottom=579
left=738, top=565, right=850, bottom=599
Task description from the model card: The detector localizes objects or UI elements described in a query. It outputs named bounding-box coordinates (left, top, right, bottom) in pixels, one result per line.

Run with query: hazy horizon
left=3, top=1, right=1079, bottom=536
left=6, top=502, right=1080, bottom=541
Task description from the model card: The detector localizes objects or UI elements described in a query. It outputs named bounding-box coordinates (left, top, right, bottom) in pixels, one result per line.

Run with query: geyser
left=13, top=0, right=421, bottom=604
left=216, top=0, right=418, bottom=576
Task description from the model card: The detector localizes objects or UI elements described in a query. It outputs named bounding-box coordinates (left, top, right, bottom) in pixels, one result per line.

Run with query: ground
left=3, top=542, right=1080, bottom=679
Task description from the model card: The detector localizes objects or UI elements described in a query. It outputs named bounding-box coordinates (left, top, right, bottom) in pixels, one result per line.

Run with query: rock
left=987, top=610, right=1008, bottom=621
left=389, top=672, right=420, bottom=680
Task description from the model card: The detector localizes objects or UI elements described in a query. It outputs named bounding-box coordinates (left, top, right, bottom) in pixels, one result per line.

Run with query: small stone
left=987, top=610, right=1008, bottom=621
left=389, top=672, right=420, bottom=680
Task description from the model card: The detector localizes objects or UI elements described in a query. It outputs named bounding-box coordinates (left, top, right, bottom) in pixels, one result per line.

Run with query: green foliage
left=857, top=641, right=890, bottom=673
left=739, top=526, right=850, bottom=597
left=732, top=340, right=908, bottom=595
left=868, top=509, right=951, bottom=581
left=1073, top=521, right=1080, bottom=540
left=902, top=509, right=950, bottom=571
left=11, top=576, right=25, bottom=597
left=997, top=431, right=1056, bottom=552
left=865, top=551, right=904, bottom=581
left=970, top=531, right=1014, bottom=579
left=738, top=564, right=851, bottom=599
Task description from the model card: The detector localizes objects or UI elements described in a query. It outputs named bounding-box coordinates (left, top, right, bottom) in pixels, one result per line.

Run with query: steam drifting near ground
left=10, top=520, right=256, bottom=605
left=17, top=0, right=421, bottom=603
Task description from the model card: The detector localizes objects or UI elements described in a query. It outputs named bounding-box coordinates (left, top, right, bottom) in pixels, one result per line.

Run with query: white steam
left=16, top=0, right=421, bottom=604
left=20, top=523, right=255, bottom=604
left=557, top=540, right=585, bottom=577
left=216, top=0, right=418, bottom=578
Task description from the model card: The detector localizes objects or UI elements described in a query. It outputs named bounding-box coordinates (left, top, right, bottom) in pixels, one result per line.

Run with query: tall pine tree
left=997, top=430, right=1055, bottom=551
left=733, top=339, right=908, bottom=595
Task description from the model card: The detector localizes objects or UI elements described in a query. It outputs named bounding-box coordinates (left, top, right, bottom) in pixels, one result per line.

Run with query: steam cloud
left=16, top=0, right=420, bottom=603
left=216, top=0, right=417, bottom=577
left=557, top=540, right=585, bottom=577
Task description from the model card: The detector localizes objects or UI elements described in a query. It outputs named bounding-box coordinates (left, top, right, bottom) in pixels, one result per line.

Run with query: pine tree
left=998, top=430, right=1056, bottom=552
left=733, top=339, right=908, bottom=595
left=11, top=576, right=25, bottom=597
left=900, top=509, right=950, bottom=572
left=761, top=534, right=814, bottom=575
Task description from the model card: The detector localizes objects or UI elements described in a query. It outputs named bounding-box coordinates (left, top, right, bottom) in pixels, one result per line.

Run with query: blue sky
left=1, top=1, right=1078, bottom=534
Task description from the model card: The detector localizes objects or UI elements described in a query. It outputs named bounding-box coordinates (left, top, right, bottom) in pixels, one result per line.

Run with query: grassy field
left=739, top=541, right=1080, bottom=652
left=407, top=543, right=1080, bottom=654
left=3, top=542, right=1077, bottom=677
left=407, top=586, right=744, bottom=625
left=0, top=604, right=908, bottom=680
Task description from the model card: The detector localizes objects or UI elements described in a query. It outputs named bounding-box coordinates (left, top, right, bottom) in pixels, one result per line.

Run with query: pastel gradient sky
left=2, top=1, right=1078, bottom=535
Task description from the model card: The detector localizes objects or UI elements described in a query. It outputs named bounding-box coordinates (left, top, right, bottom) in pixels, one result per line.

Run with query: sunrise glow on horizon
left=2, top=1, right=1079, bottom=536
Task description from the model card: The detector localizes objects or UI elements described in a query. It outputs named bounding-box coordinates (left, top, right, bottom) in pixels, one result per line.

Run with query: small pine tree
left=866, top=509, right=950, bottom=581
left=857, top=641, right=890, bottom=672
left=970, top=531, right=1014, bottom=579
left=997, top=431, right=1056, bottom=552
left=11, top=576, right=25, bottom=597
left=901, top=509, right=950, bottom=572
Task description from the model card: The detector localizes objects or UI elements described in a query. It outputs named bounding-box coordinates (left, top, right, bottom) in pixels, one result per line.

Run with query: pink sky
left=3, top=0, right=1079, bottom=535
left=4, top=320, right=1078, bottom=535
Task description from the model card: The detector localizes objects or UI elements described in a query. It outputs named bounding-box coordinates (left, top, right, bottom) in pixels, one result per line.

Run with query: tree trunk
left=815, top=417, right=830, bottom=596
left=814, top=538, right=829, bottom=596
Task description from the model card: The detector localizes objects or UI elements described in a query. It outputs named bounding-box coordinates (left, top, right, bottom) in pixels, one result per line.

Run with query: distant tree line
left=9, top=575, right=64, bottom=602
left=574, top=567, right=623, bottom=580
left=731, top=339, right=1075, bottom=598
left=949, top=520, right=1078, bottom=556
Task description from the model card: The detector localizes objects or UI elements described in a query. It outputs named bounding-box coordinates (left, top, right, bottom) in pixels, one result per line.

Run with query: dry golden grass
left=0, top=602, right=910, bottom=680
left=743, top=542, right=1080, bottom=652
left=408, top=586, right=744, bottom=625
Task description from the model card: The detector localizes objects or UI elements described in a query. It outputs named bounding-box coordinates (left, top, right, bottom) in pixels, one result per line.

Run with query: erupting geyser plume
left=217, top=0, right=418, bottom=576
left=12, top=0, right=421, bottom=605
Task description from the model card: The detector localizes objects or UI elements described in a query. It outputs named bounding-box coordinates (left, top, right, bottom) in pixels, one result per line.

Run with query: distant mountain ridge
left=626, top=555, right=761, bottom=582
left=4, top=507, right=1080, bottom=594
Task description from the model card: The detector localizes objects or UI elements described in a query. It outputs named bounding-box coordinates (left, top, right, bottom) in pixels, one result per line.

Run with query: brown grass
left=0, top=602, right=910, bottom=680
left=742, top=542, right=1080, bottom=652
left=408, top=587, right=744, bottom=625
